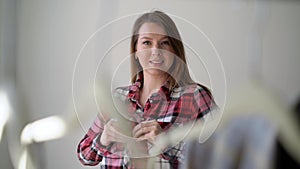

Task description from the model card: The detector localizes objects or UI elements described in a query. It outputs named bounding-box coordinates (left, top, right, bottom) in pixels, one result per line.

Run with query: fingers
left=107, top=120, right=129, bottom=139
left=132, top=120, right=162, bottom=140
left=133, top=124, right=154, bottom=138
left=101, top=119, right=163, bottom=146
left=100, top=119, right=129, bottom=145
left=132, top=120, right=155, bottom=134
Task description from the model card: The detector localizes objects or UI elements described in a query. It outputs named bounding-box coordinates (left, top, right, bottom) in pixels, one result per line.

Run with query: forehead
left=138, top=22, right=167, bottom=37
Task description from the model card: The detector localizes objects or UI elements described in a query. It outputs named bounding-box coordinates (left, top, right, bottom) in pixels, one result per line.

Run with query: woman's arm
left=77, top=114, right=131, bottom=166
left=159, top=84, right=216, bottom=165
left=77, top=114, right=109, bottom=166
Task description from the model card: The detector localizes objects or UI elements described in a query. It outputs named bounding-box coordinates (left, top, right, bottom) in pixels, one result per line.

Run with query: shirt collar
left=127, top=74, right=171, bottom=102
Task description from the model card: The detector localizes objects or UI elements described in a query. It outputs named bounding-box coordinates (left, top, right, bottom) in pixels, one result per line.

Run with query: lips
left=150, top=60, right=163, bottom=64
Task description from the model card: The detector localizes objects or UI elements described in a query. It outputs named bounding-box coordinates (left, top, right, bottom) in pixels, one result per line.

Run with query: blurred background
left=0, top=0, right=299, bottom=169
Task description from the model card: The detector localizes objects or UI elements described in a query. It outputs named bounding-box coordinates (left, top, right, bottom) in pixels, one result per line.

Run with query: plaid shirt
left=77, top=76, right=215, bottom=169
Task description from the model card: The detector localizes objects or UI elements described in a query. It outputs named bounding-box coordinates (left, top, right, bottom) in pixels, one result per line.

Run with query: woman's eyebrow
left=140, top=36, right=152, bottom=40
left=160, top=37, right=169, bottom=41
left=139, top=35, right=169, bottom=40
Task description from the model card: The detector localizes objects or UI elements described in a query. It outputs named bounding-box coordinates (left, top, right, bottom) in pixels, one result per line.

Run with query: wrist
left=99, top=134, right=110, bottom=147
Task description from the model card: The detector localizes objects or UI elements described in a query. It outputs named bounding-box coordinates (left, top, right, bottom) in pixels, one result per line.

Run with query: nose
left=151, top=43, right=162, bottom=56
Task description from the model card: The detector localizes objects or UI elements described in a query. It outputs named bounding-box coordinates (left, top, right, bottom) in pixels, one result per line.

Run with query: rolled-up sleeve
left=77, top=114, right=109, bottom=166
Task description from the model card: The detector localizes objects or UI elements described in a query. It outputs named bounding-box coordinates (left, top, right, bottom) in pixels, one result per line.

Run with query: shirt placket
left=136, top=92, right=161, bottom=123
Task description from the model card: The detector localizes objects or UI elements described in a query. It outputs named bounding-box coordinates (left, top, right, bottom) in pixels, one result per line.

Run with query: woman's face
left=135, top=22, right=175, bottom=77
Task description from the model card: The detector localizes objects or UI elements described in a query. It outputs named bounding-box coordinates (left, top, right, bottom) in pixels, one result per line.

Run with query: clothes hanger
left=224, top=0, right=300, bottom=164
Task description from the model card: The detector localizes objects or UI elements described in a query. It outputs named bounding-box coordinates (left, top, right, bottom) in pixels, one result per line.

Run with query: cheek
left=136, top=53, right=147, bottom=62
left=136, top=48, right=151, bottom=59
left=136, top=52, right=149, bottom=66
left=163, top=52, right=175, bottom=64
left=167, top=57, right=174, bottom=69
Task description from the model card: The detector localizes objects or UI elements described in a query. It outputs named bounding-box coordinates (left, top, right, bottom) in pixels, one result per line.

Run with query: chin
left=144, top=68, right=168, bottom=76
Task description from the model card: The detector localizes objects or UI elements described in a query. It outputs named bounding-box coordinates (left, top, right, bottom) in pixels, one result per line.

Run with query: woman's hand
left=100, top=119, right=129, bottom=146
left=132, top=120, right=163, bottom=144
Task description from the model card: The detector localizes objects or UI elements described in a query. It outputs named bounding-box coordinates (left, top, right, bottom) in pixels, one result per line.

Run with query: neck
left=142, top=72, right=168, bottom=94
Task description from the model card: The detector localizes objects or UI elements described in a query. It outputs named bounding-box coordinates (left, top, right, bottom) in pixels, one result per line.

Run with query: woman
left=77, top=10, right=216, bottom=169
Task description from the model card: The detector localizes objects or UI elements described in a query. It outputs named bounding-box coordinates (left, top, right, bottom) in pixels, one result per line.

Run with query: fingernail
left=111, top=118, right=118, bottom=122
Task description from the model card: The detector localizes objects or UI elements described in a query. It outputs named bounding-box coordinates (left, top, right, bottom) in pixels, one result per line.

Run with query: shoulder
left=113, top=86, right=131, bottom=101
left=172, top=83, right=212, bottom=98
left=114, top=86, right=130, bottom=94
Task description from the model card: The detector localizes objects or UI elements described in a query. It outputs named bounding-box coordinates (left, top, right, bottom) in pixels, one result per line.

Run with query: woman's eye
left=142, top=41, right=151, bottom=45
left=161, top=41, right=170, bottom=46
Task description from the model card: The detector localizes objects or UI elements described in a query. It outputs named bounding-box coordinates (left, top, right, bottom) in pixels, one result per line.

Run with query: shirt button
left=152, top=93, right=158, bottom=97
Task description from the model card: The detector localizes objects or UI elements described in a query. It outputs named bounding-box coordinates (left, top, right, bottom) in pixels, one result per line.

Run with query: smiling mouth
left=150, top=60, right=164, bottom=65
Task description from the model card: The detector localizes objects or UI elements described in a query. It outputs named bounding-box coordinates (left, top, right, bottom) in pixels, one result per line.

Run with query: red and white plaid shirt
left=77, top=76, right=216, bottom=169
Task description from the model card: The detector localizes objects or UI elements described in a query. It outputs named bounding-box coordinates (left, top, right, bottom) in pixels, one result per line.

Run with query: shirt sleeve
left=77, top=114, right=110, bottom=166
left=192, top=84, right=216, bottom=120
left=160, top=141, right=184, bottom=168
left=160, top=84, right=216, bottom=165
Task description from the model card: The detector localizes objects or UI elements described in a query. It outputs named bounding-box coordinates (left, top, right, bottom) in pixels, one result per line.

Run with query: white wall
left=15, top=0, right=116, bottom=168
left=1, top=0, right=299, bottom=169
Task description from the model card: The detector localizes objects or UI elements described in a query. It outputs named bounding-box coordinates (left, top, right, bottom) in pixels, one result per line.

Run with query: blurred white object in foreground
left=20, top=116, right=66, bottom=144
left=0, top=90, right=11, bottom=141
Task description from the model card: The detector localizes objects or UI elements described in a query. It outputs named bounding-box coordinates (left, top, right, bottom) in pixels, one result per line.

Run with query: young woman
left=77, top=10, right=216, bottom=169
